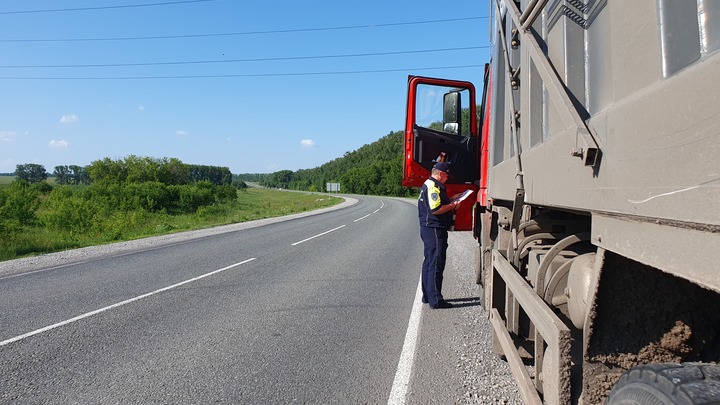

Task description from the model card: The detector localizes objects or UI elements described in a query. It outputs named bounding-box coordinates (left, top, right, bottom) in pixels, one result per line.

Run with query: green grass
left=0, top=176, right=57, bottom=186
left=1, top=187, right=343, bottom=262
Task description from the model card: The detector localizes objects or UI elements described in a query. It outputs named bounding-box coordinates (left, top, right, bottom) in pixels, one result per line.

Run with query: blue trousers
left=420, top=226, right=448, bottom=307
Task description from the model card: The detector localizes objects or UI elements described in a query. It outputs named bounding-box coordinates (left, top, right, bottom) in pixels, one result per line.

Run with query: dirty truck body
left=402, top=0, right=720, bottom=404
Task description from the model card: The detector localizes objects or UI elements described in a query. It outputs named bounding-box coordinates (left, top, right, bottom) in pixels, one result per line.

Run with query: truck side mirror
left=443, top=91, right=462, bottom=135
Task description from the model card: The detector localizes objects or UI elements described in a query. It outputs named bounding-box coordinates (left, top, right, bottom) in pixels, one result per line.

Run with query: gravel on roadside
left=445, top=232, right=524, bottom=405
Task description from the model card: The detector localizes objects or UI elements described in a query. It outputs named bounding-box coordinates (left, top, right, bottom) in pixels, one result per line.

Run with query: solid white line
left=291, top=225, right=346, bottom=246
left=0, top=258, right=257, bottom=347
left=354, top=214, right=372, bottom=222
left=388, top=277, right=424, bottom=405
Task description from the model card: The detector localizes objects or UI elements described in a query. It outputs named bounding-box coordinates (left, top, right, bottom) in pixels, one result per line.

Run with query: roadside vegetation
left=1, top=129, right=428, bottom=262
left=0, top=156, right=341, bottom=262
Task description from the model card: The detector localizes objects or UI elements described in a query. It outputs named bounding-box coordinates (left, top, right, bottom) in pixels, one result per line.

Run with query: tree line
left=247, top=130, right=417, bottom=197
left=14, top=156, right=236, bottom=187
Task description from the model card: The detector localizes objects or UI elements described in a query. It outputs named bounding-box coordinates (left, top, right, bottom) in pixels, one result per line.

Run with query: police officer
left=418, top=162, right=459, bottom=309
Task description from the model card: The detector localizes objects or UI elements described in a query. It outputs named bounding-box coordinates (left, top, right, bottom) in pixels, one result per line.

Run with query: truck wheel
left=606, top=363, right=720, bottom=405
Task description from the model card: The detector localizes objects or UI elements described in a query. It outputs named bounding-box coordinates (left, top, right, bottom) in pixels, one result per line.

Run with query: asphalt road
left=0, top=194, right=525, bottom=404
left=0, top=195, right=440, bottom=404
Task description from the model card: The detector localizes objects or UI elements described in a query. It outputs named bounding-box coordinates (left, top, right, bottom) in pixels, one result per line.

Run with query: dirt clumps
left=581, top=251, right=720, bottom=403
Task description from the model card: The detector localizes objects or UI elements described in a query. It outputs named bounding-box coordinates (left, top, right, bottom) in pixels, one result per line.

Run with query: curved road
left=1, top=195, right=431, bottom=403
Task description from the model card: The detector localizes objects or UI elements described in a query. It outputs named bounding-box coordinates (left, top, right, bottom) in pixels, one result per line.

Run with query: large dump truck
left=402, top=0, right=720, bottom=403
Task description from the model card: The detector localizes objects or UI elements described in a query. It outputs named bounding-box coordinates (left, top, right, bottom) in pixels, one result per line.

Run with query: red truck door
left=403, top=76, right=480, bottom=231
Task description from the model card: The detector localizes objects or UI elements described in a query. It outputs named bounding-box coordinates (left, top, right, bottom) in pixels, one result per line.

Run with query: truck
left=402, top=0, right=720, bottom=403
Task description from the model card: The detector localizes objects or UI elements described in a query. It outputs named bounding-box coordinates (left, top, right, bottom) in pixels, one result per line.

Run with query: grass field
left=0, top=176, right=57, bottom=186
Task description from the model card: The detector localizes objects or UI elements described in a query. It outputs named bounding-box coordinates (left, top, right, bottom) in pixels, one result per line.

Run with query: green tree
left=53, top=165, right=70, bottom=185
left=69, top=165, right=90, bottom=185
left=262, top=170, right=293, bottom=189
left=87, top=157, right=128, bottom=183
left=159, top=158, right=189, bottom=185
left=15, top=163, right=48, bottom=183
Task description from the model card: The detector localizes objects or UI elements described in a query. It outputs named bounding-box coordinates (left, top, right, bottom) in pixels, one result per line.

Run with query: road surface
left=0, top=195, right=522, bottom=404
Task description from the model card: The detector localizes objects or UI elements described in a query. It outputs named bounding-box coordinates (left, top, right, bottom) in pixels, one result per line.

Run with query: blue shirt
left=418, top=177, right=453, bottom=229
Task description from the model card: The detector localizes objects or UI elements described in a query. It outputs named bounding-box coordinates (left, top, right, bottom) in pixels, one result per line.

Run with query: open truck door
left=403, top=76, right=480, bottom=231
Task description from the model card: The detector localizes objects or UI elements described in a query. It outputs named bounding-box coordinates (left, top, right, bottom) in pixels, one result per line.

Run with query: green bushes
left=0, top=155, right=345, bottom=261
left=0, top=185, right=340, bottom=261
left=41, top=187, right=96, bottom=233
left=40, top=180, right=239, bottom=235
left=0, top=180, right=43, bottom=259
left=0, top=180, right=41, bottom=232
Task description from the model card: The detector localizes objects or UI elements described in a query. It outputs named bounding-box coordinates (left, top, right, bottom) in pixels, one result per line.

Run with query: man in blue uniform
left=418, top=162, right=460, bottom=309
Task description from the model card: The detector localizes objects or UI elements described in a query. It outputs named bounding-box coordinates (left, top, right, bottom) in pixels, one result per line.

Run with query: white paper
left=455, top=189, right=474, bottom=203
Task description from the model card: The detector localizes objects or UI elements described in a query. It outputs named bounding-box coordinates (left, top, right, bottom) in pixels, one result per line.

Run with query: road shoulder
left=406, top=232, right=523, bottom=404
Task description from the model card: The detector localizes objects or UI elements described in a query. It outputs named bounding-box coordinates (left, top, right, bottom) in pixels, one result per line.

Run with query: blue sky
left=0, top=0, right=491, bottom=174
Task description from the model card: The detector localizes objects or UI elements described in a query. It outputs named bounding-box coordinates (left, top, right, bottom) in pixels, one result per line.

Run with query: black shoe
left=421, top=297, right=428, bottom=304
left=430, top=300, right=453, bottom=309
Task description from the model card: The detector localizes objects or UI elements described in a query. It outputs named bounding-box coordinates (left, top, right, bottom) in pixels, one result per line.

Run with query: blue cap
left=433, top=162, right=450, bottom=173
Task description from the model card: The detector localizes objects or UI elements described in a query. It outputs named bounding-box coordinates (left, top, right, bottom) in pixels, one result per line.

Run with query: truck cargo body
left=403, top=0, right=720, bottom=403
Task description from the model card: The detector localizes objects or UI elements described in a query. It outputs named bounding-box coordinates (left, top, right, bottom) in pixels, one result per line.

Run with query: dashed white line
left=0, top=258, right=257, bottom=347
left=291, top=225, right=346, bottom=246
left=354, top=214, right=372, bottom=222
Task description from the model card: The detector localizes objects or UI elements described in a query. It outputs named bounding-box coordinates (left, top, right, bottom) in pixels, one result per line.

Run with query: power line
left=0, top=64, right=485, bottom=80
left=0, top=46, right=490, bottom=69
left=0, top=16, right=488, bottom=43
left=0, top=0, right=221, bottom=15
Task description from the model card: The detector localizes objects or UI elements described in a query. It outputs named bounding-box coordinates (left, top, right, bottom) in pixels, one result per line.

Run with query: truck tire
left=606, top=363, right=720, bottom=405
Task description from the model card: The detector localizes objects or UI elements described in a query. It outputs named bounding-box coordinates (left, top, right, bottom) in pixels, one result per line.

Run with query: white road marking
left=354, top=214, right=372, bottom=222
left=374, top=200, right=385, bottom=213
left=355, top=200, right=385, bottom=221
left=0, top=258, right=257, bottom=347
left=388, top=277, right=424, bottom=405
left=291, top=225, right=346, bottom=246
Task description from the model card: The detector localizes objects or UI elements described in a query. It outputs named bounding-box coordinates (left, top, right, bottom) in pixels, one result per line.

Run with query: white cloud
left=138, top=105, right=146, bottom=112
left=59, top=114, right=79, bottom=124
left=300, top=139, right=316, bottom=148
left=176, top=130, right=190, bottom=137
left=0, top=131, right=16, bottom=143
left=49, top=139, right=70, bottom=149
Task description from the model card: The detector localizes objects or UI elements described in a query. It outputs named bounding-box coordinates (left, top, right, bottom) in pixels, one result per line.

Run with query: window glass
left=415, top=84, right=473, bottom=136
